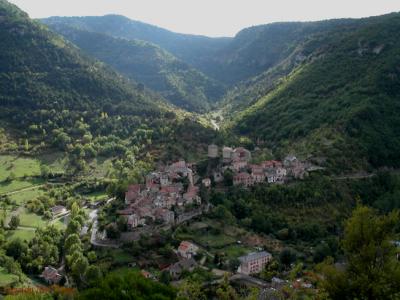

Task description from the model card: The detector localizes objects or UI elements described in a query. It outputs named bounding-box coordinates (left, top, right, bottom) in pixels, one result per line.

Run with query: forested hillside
left=39, top=23, right=225, bottom=112
left=229, top=13, right=400, bottom=171
left=0, top=0, right=217, bottom=165
left=40, top=15, right=231, bottom=74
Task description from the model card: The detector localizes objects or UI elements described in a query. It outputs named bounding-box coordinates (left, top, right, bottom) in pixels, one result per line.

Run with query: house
left=252, top=170, right=265, bottom=183
left=276, top=167, right=287, bottom=178
left=160, top=173, right=170, bottom=186
left=262, top=160, right=283, bottom=169
left=232, top=147, right=252, bottom=162
left=265, top=169, right=278, bottom=183
left=283, top=155, right=298, bottom=167
left=232, top=157, right=248, bottom=171
left=250, top=164, right=264, bottom=174
left=202, top=178, right=211, bottom=188
left=178, top=241, right=199, bottom=258
left=237, top=251, right=272, bottom=275
left=222, top=147, right=234, bottom=162
left=41, top=266, right=63, bottom=285
left=233, top=172, right=252, bottom=186
left=125, top=184, right=142, bottom=204
left=154, top=208, right=175, bottom=224
left=50, top=205, right=67, bottom=217
left=169, top=258, right=197, bottom=279
left=127, top=214, right=140, bottom=230
left=208, top=144, right=219, bottom=158
left=183, top=186, right=201, bottom=204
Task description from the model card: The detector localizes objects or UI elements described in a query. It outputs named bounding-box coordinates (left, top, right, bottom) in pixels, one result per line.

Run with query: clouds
left=8, top=0, right=400, bottom=36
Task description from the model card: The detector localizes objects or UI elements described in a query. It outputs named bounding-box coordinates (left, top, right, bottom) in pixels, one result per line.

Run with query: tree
left=71, top=254, right=89, bottom=284
left=215, top=274, right=239, bottom=300
left=105, top=223, right=120, bottom=239
left=9, top=215, right=20, bottom=230
left=177, top=280, right=206, bottom=300
left=6, top=238, right=27, bottom=261
left=279, top=248, right=296, bottom=268
left=320, top=205, right=400, bottom=300
left=84, top=265, right=102, bottom=287
left=79, top=269, right=176, bottom=300
left=223, top=169, right=233, bottom=186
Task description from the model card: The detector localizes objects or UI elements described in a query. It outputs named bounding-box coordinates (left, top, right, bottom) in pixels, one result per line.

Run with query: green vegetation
left=229, top=13, right=400, bottom=171
left=0, top=266, right=19, bottom=287
left=42, top=24, right=225, bottom=112
left=319, top=205, right=400, bottom=299
left=78, top=269, right=176, bottom=300
left=0, top=155, right=41, bottom=181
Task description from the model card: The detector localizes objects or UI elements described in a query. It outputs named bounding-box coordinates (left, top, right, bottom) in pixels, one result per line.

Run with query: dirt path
left=1, top=184, right=45, bottom=196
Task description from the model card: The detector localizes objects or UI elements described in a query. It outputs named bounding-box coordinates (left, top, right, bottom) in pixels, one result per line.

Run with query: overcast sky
left=8, top=0, right=400, bottom=37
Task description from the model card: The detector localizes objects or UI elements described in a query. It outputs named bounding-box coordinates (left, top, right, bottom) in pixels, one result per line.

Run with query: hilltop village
left=117, top=160, right=206, bottom=230
left=117, top=145, right=312, bottom=230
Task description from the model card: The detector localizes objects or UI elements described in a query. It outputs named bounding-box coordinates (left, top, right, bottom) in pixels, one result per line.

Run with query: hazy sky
left=8, top=0, right=400, bottom=37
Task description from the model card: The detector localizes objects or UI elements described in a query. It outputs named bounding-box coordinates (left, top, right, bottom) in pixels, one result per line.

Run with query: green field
left=84, top=191, right=108, bottom=202
left=9, top=187, right=43, bottom=205
left=6, top=229, right=36, bottom=241
left=19, top=208, right=47, bottom=228
left=0, top=267, right=19, bottom=287
left=0, top=155, right=41, bottom=181
left=0, top=178, right=44, bottom=195
left=214, top=244, right=253, bottom=260
left=110, top=249, right=135, bottom=264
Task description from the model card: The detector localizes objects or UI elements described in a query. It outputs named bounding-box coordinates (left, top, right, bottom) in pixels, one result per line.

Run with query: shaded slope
left=0, top=0, right=218, bottom=162
left=230, top=13, right=400, bottom=171
left=40, top=15, right=231, bottom=75
left=41, top=23, right=225, bottom=112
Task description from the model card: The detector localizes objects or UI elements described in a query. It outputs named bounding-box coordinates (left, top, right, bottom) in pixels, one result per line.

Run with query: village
left=38, top=144, right=319, bottom=294
left=114, top=144, right=312, bottom=233
left=207, top=144, right=310, bottom=187
left=63, top=144, right=314, bottom=294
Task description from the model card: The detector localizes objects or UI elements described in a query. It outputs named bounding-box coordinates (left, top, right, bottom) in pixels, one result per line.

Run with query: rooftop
left=238, top=251, right=272, bottom=263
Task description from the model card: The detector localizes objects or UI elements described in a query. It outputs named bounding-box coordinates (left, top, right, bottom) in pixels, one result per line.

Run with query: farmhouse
left=50, top=205, right=67, bottom=217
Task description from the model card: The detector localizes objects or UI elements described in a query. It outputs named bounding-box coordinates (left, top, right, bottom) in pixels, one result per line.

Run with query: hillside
left=0, top=0, right=217, bottom=163
left=40, top=15, right=231, bottom=74
left=229, top=13, right=400, bottom=171
left=39, top=23, right=225, bottom=112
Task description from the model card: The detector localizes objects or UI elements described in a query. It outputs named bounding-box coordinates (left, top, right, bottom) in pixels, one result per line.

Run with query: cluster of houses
left=208, top=145, right=307, bottom=187
left=118, top=160, right=202, bottom=229
left=163, top=240, right=273, bottom=280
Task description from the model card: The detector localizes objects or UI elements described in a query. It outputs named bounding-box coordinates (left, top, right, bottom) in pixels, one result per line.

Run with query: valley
left=1, top=0, right=400, bottom=299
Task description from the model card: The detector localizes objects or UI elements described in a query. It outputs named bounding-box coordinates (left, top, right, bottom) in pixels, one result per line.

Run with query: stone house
left=232, top=158, right=248, bottom=171
left=169, top=258, right=197, bottom=279
left=237, top=251, right=272, bottom=275
left=222, top=147, right=234, bottom=162
left=252, top=170, right=265, bottom=183
left=178, top=241, right=199, bottom=258
left=232, top=147, right=252, bottom=162
left=154, top=208, right=175, bottom=224
left=233, top=172, right=252, bottom=186
left=208, top=144, right=218, bottom=158
left=127, top=214, right=140, bottom=230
